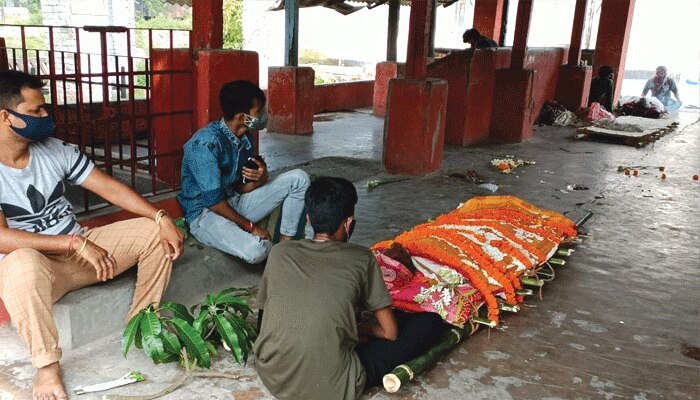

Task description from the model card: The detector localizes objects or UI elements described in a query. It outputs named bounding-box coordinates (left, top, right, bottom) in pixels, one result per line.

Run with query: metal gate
left=0, top=24, right=193, bottom=213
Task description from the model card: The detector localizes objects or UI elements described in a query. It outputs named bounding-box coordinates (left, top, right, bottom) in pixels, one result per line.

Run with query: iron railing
left=0, top=24, right=193, bottom=213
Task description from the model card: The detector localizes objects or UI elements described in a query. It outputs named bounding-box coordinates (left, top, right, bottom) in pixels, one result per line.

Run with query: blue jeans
left=189, top=169, right=310, bottom=264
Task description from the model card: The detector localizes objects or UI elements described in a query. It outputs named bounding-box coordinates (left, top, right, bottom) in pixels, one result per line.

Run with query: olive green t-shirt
left=254, top=240, right=392, bottom=400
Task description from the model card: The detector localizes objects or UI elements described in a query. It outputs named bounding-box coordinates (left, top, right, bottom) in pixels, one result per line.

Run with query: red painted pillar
left=473, top=0, right=505, bottom=43
left=151, top=49, right=195, bottom=188
left=192, top=0, right=223, bottom=49
left=511, top=0, right=533, bottom=70
left=384, top=79, right=448, bottom=175
left=555, top=0, right=593, bottom=110
left=195, top=50, right=259, bottom=128
left=594, top=0, right=635, bottom=104
left=405, top=0, right=432, bottom=79
left=373, top=62, right=405, bottom=117
left=0, top=37, right=8, bottom=71
left=267, top=66, right=314, bottom=135
left=568, top=0, right=588, bottom=66
left=384, top=0, right=447, bottom=175
left=489, top=0, right=536, bottom=143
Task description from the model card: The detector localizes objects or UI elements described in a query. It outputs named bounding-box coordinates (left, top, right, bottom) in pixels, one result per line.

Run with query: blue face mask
left=6, top=109, right=56, bottom=142
left=243, top=109, right=268, bottom=131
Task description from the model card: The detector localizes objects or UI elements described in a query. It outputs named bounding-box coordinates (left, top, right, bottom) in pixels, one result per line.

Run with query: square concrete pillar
left=555, top=64, right=592, bottom=111
left=594, top=0, right=635, bottom=103
left=195, top=50, right=259, bottom=128
left=267, top=66, right=314, bottom=135
left=384, top=78, right=448, bottom=175
left=473, top=0, right=506, bottom=43
left=490, top=68, right=536, bottom=143
left=373, top=61, right=405, bottom=117
left=151, top=49, right=195, bottom=188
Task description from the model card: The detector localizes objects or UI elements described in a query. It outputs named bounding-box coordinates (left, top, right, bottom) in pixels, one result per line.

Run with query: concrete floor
left=1, top=108, right=699, bottom=400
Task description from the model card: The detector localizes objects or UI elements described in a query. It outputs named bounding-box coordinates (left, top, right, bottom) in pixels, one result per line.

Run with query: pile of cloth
left=618, top=96, right=665, bottom=119
left=371, top=196, right=579, bottom=392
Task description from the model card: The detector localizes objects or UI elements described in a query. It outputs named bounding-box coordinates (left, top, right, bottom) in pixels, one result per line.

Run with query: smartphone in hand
left=242, top=155, right=265, bottom=183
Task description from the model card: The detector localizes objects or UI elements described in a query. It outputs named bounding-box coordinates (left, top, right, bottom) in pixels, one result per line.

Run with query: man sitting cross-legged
left=177, top=80, right=309, bottom=264
left=0, top=70, right=184, bottom=400
left=254, top=177, right=449, bottom=400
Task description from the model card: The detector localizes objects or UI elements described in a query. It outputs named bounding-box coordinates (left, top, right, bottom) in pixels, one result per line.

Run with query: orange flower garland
left=419, top=227, right=517, bottom=305
left=372, top=196, right=577, bottom=326
left=396, top=237, right=501, bottom=323
left=435, top=216, right=543, bottom=266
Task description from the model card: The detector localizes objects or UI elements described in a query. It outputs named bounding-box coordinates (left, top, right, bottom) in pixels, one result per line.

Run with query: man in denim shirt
left=178, top=80, right=310, bottom=263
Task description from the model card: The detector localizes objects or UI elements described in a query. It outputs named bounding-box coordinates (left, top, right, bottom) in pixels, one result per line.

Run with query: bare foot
left=33, top=362, right=67, bottom=400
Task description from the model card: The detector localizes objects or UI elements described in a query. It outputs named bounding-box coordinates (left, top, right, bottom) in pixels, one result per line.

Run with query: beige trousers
left=0, top=217, right=173, bottom=368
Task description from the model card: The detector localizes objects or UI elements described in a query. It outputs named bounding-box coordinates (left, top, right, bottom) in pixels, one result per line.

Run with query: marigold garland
left=396, top=237, right=501, bottom=323
left=373, top=196, right=577, bottom=326
left=408, top=226, right=517, bottom=305
left=434, top=216, right=542, bottom=266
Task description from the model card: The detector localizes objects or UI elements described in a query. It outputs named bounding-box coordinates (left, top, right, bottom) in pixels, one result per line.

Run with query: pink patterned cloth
left=375, top=252, right=485, bottom=328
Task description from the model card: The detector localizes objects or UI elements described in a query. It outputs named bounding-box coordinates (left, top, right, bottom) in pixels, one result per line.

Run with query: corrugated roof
left=163, top=0, right=459, bottom=15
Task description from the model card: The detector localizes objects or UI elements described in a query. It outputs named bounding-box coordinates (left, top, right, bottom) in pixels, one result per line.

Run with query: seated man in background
left=0, top=70, right=184, bottom=400
left=254, top=177, right=448, bottom=400
left=463, top=28, right=498, bottom=48
left=588, top=65, right=615, bottom=112
left=178, top=80, right=309, bottom=264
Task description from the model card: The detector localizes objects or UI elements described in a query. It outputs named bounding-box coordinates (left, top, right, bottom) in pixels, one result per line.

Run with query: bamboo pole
left=383, top=326, right=469, bottom=393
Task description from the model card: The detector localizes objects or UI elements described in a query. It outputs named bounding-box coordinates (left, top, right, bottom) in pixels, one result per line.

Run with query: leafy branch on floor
left=122, top=287, right=258, bottom=369
left=105, top=349, right=253, bottom=400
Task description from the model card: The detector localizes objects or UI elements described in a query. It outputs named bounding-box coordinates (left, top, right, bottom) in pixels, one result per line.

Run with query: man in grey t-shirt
left=255, top=177, right=448, bottom=400
left=0, top=71, right=184, bottom=400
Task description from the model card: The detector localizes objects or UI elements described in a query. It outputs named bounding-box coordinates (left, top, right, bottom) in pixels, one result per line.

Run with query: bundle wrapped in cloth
left=371, top=196, right=581, bottom=392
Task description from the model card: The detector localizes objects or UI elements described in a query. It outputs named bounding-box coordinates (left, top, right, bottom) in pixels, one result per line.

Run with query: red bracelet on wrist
left=68, top=233, right=78, bottom=251
left=245, top=221, right=254, bottom=233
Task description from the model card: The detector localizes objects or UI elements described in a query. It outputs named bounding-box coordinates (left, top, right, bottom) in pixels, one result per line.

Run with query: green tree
left=26, top=0, right=42, bottom=24
left=223, top=0, right=243, bottom=50
left=137, top=0, right=166, bottom=21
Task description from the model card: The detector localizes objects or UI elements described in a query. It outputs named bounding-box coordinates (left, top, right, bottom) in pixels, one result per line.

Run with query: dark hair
left=219, top=80, right=266, bottom=120
left=598, top=65, right=614, bottom=79
left=304, top=177, right=358, bottom=235
left=0, top=70, right=45, bottom=110
left=463, top=28, right=481, bottom=42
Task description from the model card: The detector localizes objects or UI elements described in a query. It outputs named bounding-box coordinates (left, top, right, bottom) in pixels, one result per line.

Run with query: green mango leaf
left=160, top=324, right=182, bottom=355
left=228, top=314, right=254, bottom=360
left=244, top=322, right=259, bottom=342
left=228, top=314, right=254, bottom=361
left=122, top=312, right=144, bottom=357
left=160, top=302, right=194, bottom=324
left=192, top=309, right=210, bottom=336
left=135, top=328, right=143, bottom=349
left=140, top=311, right=162, bottom=338
left=154, top=352, right=179, bottom=364
left=216, top=287, right=252, bottom=299
left=226, top=303, right=252, bottom=319
left=214, top=314, right=244, bottom=364
left=170, top=318, right=211, bottom=368
left=204, top=341, right=219, bottom=358
left=206, top=294, right=216, bottom=306
left=142, top=335, right=165, bottom=362
left=226, top=314, right=248, bottom=346
left=215, top=296, right=250, bottom=308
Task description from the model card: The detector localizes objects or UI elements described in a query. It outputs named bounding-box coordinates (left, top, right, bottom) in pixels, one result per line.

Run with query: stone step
left=54, top=241, right=263, bottom=350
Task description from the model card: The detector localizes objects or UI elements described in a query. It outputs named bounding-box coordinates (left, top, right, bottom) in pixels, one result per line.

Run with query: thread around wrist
left=76, top=238, right=88, bottom=255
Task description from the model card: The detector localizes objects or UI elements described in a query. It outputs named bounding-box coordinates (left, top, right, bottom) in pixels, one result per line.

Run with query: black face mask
left=344, top=218, right=356, bottom=242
